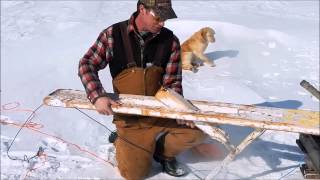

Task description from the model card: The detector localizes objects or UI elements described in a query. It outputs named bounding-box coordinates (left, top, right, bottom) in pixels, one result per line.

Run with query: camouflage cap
left=139, top=0, right=177, bottom=21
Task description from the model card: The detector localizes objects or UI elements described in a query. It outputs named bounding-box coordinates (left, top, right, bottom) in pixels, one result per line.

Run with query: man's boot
left=108, top=131, right=118, bottom=143
left=153, top=134, right=189, bottom=177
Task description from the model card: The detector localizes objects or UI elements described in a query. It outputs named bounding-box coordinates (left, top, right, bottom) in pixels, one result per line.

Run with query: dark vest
left=108, top=20, right=174, bottom=78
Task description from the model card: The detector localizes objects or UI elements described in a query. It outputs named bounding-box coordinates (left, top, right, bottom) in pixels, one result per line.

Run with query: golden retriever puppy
left=181, top=27, right=216, bottom=71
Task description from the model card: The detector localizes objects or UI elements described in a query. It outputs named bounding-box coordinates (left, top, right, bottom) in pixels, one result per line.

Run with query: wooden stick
left=205, top=128, right=266, bottom=179
left=300, top=80, right=320, bottom=100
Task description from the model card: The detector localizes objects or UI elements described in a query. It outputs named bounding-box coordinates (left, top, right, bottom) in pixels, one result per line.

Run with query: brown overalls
left=112, top=23, right=206, bottom=180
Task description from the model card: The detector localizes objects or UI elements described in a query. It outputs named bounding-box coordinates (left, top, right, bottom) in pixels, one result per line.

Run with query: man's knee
left=167, top=127, right=207, bottom=146
left=183, top=128, right=207, bottom=144
left=115, top=137, right=154, bottom=180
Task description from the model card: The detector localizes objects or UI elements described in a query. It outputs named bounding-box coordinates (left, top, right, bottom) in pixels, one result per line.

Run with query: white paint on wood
left=43, top=89, right=320, bottom=135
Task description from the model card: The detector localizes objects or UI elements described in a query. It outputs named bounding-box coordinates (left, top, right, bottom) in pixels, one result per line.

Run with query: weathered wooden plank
left=43, top=89, right=320, bottom=135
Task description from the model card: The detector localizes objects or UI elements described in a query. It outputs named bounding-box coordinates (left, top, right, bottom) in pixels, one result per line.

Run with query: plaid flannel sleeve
left=78, top=27, right=113, bottom=104
left=162, top=35, right=183, bottom=95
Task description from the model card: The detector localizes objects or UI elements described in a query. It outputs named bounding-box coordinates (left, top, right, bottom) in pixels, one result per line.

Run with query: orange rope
left=0, top=120, right=113, bottom=166
left=2, top=102, right=20, bottom=110
left=1, top=102, right=115, bottom=179
left=1, top=102, right=36, bottom=120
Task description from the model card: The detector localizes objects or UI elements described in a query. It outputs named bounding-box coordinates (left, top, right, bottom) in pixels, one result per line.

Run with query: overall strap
left=152, top=28, right=174, bottom=67
left=153, top=43, right=165, bottom=66
left=120, top=22, right=137, bottom=67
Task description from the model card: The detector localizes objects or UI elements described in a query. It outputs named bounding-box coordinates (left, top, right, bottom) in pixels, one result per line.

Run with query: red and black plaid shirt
left=78, top=13, right=183, bottom=104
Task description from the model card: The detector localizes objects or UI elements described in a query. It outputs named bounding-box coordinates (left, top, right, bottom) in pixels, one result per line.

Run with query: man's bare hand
left=176, top=119, right=196, bottom=128
left=94, top=97, right=120, bottom=115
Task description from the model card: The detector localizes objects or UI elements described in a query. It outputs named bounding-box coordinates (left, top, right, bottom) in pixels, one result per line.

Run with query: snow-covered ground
left=1, top=1, right=319, bottom=179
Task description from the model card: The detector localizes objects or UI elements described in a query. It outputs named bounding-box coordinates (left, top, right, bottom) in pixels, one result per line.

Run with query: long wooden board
left=43, top=89, right=320, bottom=135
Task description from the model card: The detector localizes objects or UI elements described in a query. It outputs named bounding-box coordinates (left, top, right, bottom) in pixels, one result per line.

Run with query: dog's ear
left=203, top=27, right=215, bottom=42
left=201, top=28, right=208, bottom=40
left=201, top=27, right=214, bottom=41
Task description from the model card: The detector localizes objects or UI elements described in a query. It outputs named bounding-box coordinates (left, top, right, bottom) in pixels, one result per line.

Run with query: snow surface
left=1, top=1, right=319, bottom=179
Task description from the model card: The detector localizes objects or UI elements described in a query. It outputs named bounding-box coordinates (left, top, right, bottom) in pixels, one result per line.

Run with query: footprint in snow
left=268, top=96, right=279, bottom=100
left=297, top=91, right=308, bottom=96
left=273, top=73, right=280, bottom=77
left=261, top=51, right=271, bottom=56
left=242, top=80, right=253, bottom=84
left=41, top=137, right=67, bottom=153
left=268, top=42, right=277, bottom=48
left=263, top=73, right=280, bottom=78
left=263, top=73, right=272, bottom=78
left=219, top=71, right=231, bottom=77
left=282, top=82, right=293, bottom=86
